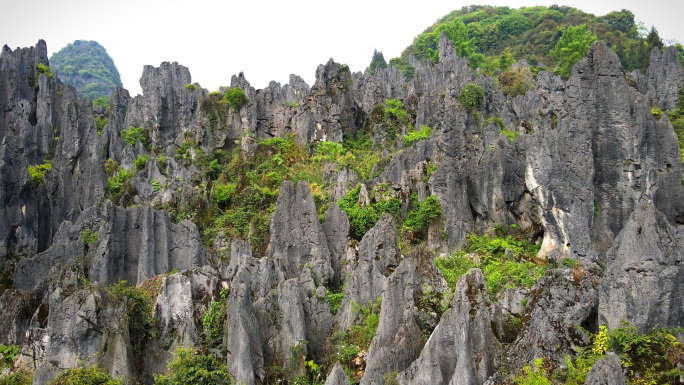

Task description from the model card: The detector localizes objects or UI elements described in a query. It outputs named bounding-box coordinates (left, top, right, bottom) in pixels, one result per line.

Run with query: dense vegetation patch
left=190, top=134, right=384, bottom=252
left=120, top=125, right=149, bottom=147
left=337, top=184, right=401, bottom=239
left=49, top=40, right=122, bottom=100
left=435, top=224, right=545, bottom=300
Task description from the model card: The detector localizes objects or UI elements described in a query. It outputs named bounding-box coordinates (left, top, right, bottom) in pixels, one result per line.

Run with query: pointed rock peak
left=140, top=61, right=192, bottom=95
left=266, top=180, right=333, bottom=283
left=586, top=41, right=622, bottom=76
left=661, top=46, right=683, bottom=68
left=289, top=74, right=310, bottom=90
left=325, top=362, right=351, bottom=385
left=438, top=31, right=458, bottom=62
left=231, top=71, right=252, bottom=90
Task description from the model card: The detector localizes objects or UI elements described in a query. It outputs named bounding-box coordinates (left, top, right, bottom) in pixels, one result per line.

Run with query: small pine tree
left=368, top=49, right=388, bottom=75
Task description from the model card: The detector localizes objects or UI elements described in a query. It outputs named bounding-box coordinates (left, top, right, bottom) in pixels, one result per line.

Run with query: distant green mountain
left=388, top=5, right=684, bottom=80
left=50, top=40, right=122, bottom=100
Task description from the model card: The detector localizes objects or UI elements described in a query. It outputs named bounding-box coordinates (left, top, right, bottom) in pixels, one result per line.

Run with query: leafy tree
left=368, top=49, right=387, bottom=75
left=550, top=24, right=597, bottom=78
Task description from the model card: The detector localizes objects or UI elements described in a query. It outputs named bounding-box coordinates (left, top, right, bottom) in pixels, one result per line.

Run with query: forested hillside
left=388, top=5, right=684, bottom=79
left=49, top=40, right=122, bottom=100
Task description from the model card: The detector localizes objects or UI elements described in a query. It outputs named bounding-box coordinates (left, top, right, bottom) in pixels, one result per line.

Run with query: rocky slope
left=0, top=34, right=682, bottom=384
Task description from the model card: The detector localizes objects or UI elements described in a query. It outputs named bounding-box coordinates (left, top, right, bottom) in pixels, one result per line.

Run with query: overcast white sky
left=2, top=0, right=683, bottom=96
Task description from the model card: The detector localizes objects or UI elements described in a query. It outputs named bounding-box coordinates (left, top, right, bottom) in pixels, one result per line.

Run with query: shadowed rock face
left=1, top=35, right=683, bottom=385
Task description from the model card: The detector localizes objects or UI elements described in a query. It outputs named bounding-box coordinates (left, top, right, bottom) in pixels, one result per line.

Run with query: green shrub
left=327, top=289, right=344, bottom=315
left=50, top=365, right=122, bottom=385
left=28, top=161, right=52, bottom=186
left=37, top=63, right=53, bottom=78
left=223, top=87, right=248, bottom=110
left=382, top=98, right=410, bottom=139
left=403, top=125, right=432, bottom=146
left=185, top=84, right=198, bottom=91
left=121, top=125, right=148, bottom=146
left=513, top=358, right=551, bottom=385
left=458, top=83, right=484, bottom=113
left=104, top=158, right=119, bottom=176
left=81, top=229, right=98, bottom=244
left=499, top=67, right=533, bottom=97
left=95, top=117, right=108, bottom=135
left=134, top=154, right=149, bottom=170
left=214, top=182, right=236, bottom=204
left=349, top=298, right=382, bottom=349
left=285, top=101, right=298, bottom=108
left=157, top=155, right=168, bottom=171
left=404, top=194, right=441, bottom=234
left=651, top=106, right=663, bottom=120
left=107, top=169, right=133, bottom=195
left=500, top=128, right=519, bottom=141
left=92, top=97, right=110, bottom=111
left=329, top=298, right=382, bottom=377
left=202, top=289, right=227, bottom=348
left=154, top=346, right=233, bottom=385
left=151, top=180, right=162, bottom=192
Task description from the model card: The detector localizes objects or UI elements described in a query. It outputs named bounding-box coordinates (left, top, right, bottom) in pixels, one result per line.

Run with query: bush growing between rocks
left=134, top=154, right=149, bottom=170
left=49, top=365, right=122, bottom=385
left=27, top=161, right=52, bottom=186
left=154, top=346, right=233, bottom=385
left=403, top=125, right=432, bottom=146
left=458, top=83, right=484, bottom=113
left=120, top=125, right=148, bottom=147
left=223, top=87, right=248, bottom=110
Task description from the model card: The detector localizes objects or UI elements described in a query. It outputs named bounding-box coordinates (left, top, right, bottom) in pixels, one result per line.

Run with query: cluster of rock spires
left=0, top=33, right=683, bottom=385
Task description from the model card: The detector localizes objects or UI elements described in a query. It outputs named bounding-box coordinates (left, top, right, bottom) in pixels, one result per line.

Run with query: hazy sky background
left=2, top=0, right=683, bottom=96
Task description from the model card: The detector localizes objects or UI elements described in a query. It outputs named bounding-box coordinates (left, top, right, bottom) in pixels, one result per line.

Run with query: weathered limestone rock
left=325, top=362, right=352, bottom=385
left=322, top=202, right=349, bottom=289
left=266, top=180, right=333, bottom=285
left=599, top=203, right=684, bottom=332
left=336, top=214, right=398, bottom=329
left=30, top=287, right=134, bottom=385
left=584, top=352, right=626, bottom=385
left=505, top=269, right=599, bottom=370
left=361, top=259, right=422, bottom=385
left=398, top=269, right=499, bottom=385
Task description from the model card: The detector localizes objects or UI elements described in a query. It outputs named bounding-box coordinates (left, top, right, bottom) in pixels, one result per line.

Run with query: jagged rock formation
left=1, top=32, right=683, bottom=385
